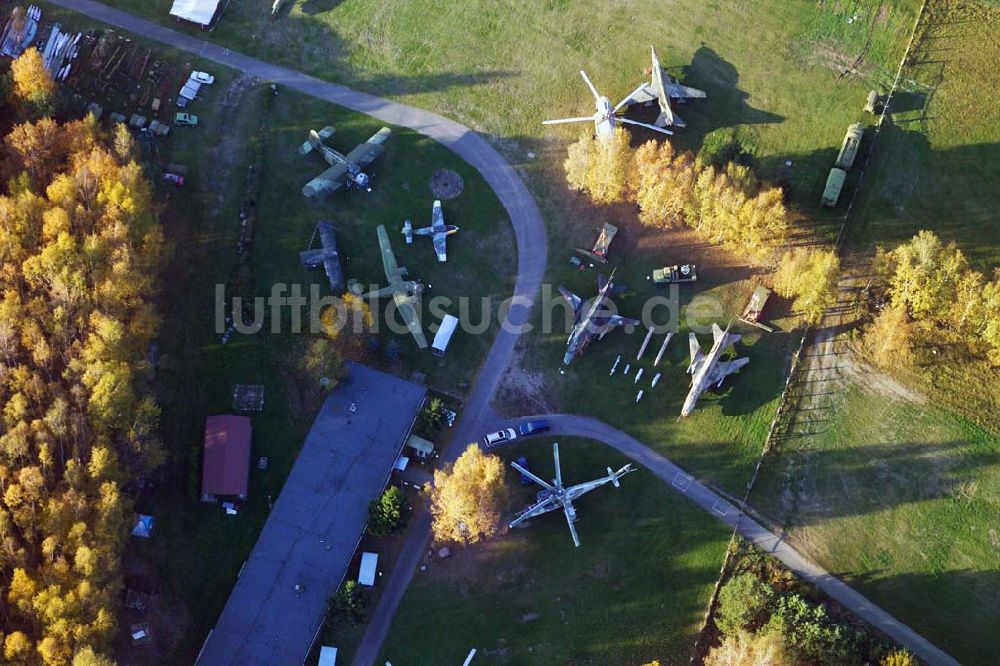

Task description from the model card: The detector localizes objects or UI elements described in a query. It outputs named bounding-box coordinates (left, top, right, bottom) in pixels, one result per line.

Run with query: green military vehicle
left=821, top=168, right=847, bottom=207
left=652, top=263, right=697, bottom=285
left=834, top=123, right=864, bottom=170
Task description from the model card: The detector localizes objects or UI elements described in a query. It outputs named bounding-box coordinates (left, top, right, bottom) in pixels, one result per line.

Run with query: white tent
left=358, top=552, right=378, bottom=587
left=169, top=0, right=221, bottom=26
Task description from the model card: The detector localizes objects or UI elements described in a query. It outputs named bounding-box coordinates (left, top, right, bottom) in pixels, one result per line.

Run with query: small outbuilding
left=431, top=314, right=459, bottom=357
left=202, top=415, right=252, bottom=502
left=405, top=434, right=435, bottom=460
left=169, top=0, right=221, bottom=27
left=358, top=552, right=378, bottom=587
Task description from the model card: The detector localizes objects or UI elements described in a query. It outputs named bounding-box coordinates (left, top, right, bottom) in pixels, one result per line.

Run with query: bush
left=419, top=397, right=448, bottom=434
left=764, top=593, right=850, bottom=662
left=716, top=572, right=773, bottom=636
left=368, top=486, right=412, bottom=537
left=327, top=580, right=367, bottom=626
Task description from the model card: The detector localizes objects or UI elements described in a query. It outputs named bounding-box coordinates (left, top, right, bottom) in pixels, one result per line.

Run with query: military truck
left=821, top=168, right=847, bottom=207
left=652, top=263, right=697, bottom=285
left=834, top=123, right=864, bottom=170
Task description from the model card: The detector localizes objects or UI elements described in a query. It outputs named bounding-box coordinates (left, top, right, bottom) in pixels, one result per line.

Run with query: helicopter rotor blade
left=553, top=442, right=562, bottom=488
left=542, top=116, right=597, bottom=125
left=579, top=70, right=601, bottom=101
left=618, top=117, right=674, bottom=136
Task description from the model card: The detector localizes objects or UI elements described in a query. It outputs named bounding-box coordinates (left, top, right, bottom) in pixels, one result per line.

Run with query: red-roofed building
left=202, top=415, right=252, bottom=501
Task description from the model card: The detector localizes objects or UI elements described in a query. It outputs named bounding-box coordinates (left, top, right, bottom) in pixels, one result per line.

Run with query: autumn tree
left=704, top=630, right=788, bottom=666
left=9, top=48, right=56, bottom=115
left=298, top=335, right=345, bottom=391
left=773, top=248, right=840, bottom=325
left=563, top=128, right=632, bottom=204
left=321, top=292, right=373, bottom=356
left=861, top=302, right=915, bottom=370
left=428, top=444, right=508, bottom=544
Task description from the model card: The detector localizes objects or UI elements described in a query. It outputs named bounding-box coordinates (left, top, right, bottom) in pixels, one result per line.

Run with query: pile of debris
left=0, top=4, right=40, bottom=58
left=40, top=23, right=83, bottom=80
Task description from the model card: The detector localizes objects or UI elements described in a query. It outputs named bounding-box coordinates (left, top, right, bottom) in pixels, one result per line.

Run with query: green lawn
left=379, top=438, right=733, bottom=665
left=746, top=4, right=1000, bottom=663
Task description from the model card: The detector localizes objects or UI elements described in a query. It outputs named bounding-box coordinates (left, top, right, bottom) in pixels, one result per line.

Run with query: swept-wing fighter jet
left=621, top=46, right=707, bottom=129
left=401, top=199, right=459, bottom=262
left=299, top=221, right=344, bottom=292
left=681, top=322, right=749, bottom=417
left=360, top=225, right=428, bottom=348
left=543, top=70, right=673, bottom=143
left=298, top=125, right=391, bottom=198
left=559, top=270, right=639, bottom=367
left=510, top=442, right=634, bottom=547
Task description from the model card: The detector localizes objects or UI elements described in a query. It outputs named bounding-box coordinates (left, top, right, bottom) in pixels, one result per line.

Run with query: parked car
left=176, top=96, right=189, bottom=108
left=163, top=173, right=185, bottom=187
left=517, top=419, right=550, bottom=437
left=483, top=428, right=517, bottom=448
left=190, top=70, right=215, bottom=85
left=174, top=112, right=199, bottom=127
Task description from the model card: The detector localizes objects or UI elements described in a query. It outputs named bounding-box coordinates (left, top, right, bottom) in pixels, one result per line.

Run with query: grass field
left=379, top=438, right=733, bottom=665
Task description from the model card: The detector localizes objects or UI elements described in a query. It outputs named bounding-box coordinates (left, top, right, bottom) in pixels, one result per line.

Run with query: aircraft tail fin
left=649, top=45, right=663, bottom=96
left=687, top=332, right=703, bottom=373
left=401, top=219, right=413, bottom=244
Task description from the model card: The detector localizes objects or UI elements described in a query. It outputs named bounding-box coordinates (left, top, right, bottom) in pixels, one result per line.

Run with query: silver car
left=483, top=428, right=517, bottom=448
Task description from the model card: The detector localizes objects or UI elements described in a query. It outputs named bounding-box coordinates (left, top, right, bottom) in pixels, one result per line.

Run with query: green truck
left=834, top=123, right=864, bottom=170
left=174, top=112, right=199, bottom=127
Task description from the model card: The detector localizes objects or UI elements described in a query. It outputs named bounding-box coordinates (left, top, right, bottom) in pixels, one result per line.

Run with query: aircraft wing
left=432, top=233, right=447, bottom=262
left=666, top=82, right=707, bottom=99
left=509, top=495, right=560, bottom=528
left=393, top=294, right=428, bottom=348
left=607, top=314, right=638, bottom=329
left=618, top=83, right=657, bottom=110
left=346, top=127, right=392, bottom=168
left=708, top=357, right=750, bottom=387
left=302, top=164, right=346, bottom=198
left=377, top=225, right=401, bottom=282
left=688, top=332, right=704, bottom=372
left=558, top=287, right=583, bottom=315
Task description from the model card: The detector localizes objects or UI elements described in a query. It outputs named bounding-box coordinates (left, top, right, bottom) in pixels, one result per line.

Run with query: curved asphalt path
left=47, top=3, right=956, bottom=665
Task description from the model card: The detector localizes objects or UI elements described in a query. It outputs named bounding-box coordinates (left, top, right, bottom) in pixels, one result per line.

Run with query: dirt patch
left=494, top=336, right=555, bottom=416
left=430, top=168, right=465, bottom=199
left=207, top=73, right=261, bottom=216
left=844, top=360, right=927, bottom=404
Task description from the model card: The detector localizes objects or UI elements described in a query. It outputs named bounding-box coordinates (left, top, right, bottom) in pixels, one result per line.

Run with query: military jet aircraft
left=543, top=70, right=674, bottom=143
left=298, top=125, right=391, bottom=198
left=681, top=322, right=749, bottom=417
left=402, top=199, right=459, bottom=262
left=559, top=270, right=639, bottom=367
left=299, top=221, right=344, bottom=292
left=510, top=442, right=634, bottom=547
left=620, top=46, right=707, bottom=130
left=359, top=225, right=428, bottom=348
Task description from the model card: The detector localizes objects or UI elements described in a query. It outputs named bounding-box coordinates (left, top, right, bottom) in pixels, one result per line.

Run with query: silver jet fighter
left=559, top=270, right=639, bottom=367
left=298, top=125, right=391, bottom=198
left=510, top=442, right=634, bottom=547
left=543, top=70, right=674, bottom=143
left=402, top=199, right=459, bottom=262
left=682, top=322, right=749, bottom=417
left=621, top=46, right=707, bottom=130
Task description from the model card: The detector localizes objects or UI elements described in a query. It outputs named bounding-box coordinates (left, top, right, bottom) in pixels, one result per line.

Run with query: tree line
left=0, top=114, right=165, bottom=664
left=564, top=129, right=790, bottom=262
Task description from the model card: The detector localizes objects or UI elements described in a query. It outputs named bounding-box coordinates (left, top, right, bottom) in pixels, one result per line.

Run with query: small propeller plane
left=402, top=200, right=459, bottom=262
left=299, top=220, right=344, bottom=292
left=681, top=322, right=750, bottom=417
left=359, top=225, right=427, bottom=348
left=621, top=45, right=707, bottom=130
left=510, top=442, right=634, bottom=547
left=543, top=70, right=674, bottom=143
left=559, top=269, right=639, bottom=367
left=298, top=125, right=391, bottom=198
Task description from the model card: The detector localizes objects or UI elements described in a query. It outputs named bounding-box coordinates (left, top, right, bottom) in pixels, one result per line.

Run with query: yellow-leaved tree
left=563, top=127, right=633, bottom=204
left=428, top=444, right=508, bottom=544
left=773, top=248, right=840, bottom=325
left=10, top=48, right=56, bottom=114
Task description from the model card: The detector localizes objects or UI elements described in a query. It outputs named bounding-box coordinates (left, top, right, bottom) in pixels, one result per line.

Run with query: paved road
left=49, top=3, right=957, bottom=665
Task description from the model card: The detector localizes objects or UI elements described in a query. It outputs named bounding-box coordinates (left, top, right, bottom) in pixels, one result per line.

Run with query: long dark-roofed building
left=196, top=363, right=426, bottom=665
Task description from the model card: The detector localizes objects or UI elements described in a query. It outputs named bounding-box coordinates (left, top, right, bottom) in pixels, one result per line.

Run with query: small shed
left=358, top=552, right=378, bottom=587
left=318, top=646, right=338, bottom=666
left=405, top=434, right=435, bottom=459
left=169, top=0, right=221, bottom=26
left=431, top=314, right=459, bottom=357
left=202, top=415, right=252, bottom=501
